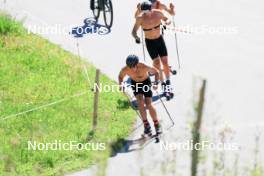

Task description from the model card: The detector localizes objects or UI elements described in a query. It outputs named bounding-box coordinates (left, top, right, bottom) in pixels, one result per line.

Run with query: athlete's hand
left=165, top=20, right=172, bottom=26
left=169, top=3, right=175, bottom=16
left=135, top=37, right=141, bottom=44
left=170, top=3, right=174, bottom=10
left=119, top=84, right=125, bottom=92
left=162, top=25, right=167, bottom=31
left=152, top=84, right=158, bottom=90
left=137, top=3, right=141, bottom=11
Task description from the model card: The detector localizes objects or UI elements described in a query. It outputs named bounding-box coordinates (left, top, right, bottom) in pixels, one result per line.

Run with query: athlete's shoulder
left=154, top=1, right=165, bottom=9
left=157, top=1, right=166, bottom=8
left=135, top=15, right=143, bottom=24
left=138, top=61, right=152, bottom=68
left=152, top=9, right=164, bottom=16
left=120, top=66, right=128, bottom=73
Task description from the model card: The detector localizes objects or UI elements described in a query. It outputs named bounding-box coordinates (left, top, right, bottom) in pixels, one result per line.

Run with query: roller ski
left=162, top=80, right=174, bottom=101
left=141, top=124, right=152, bottom=138
left=140, top=124, right=154, bottom=144
left=141, top=122, right=162, bottom=143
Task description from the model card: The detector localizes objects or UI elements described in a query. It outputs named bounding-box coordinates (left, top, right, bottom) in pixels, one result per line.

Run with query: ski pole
left=141, top=28, right=146, bottom=61
left=172, top=16, right=181, bottom=70
left=122, top=84, right=143, bottom=121
left=155, top=89, right=175, bottom=127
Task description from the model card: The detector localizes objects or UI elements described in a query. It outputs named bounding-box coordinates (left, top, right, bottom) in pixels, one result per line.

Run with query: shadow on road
left=110, top=137, right=147, bottom=157
left=70, top=17, right=111, bottom=38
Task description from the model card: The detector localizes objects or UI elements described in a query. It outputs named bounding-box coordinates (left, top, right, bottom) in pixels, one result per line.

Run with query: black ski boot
left=143, top=124, right=152, bottom=136
left=155, top=123, right=162, bottom=135
left=154, top=123, right=162, bottom=143
left=161, top=82, right=169, bottom=99
left=162, top=80, right=174, bottom=101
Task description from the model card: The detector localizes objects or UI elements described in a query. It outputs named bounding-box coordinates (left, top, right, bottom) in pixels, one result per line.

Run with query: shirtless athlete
left=135, top=0, right=175, bottom=18
left=132, top=1, right=173, bottom=97
left=118, top=55, right=162, bottom=135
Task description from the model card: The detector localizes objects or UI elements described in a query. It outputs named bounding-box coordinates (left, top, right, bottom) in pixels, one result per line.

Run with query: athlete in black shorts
left=132, top=1, right=173, bottom=98
left=145, top=35, right=168, bottom=60
left=118, top=55, right=162, bottom=135
left=130, top=78, right=153, bottom=98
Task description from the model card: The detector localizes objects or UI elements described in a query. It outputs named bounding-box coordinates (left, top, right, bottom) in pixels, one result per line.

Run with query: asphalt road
left=1, top=0, right=264, bottom=175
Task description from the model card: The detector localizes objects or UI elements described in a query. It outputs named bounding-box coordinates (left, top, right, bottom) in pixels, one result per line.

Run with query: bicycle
left=90, top=0, right=113, bottom=28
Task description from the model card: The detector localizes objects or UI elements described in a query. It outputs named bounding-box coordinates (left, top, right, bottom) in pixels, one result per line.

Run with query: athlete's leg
left=145, top=38, right=164, bottom=81
left=153, top=58, right=164, bottom=82
left=145, top=97, right=158, bottom=122
left=145, top=97, right=161, bottom=133
left=135, top=93, right=151, bottom=133
left=135, top=94, right=147, bottom=121
left=158, top=36, right=170, bottom=80
left=161, top=56, right=170, bottom=80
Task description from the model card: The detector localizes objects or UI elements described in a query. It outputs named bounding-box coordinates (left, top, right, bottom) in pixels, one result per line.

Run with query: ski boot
left=155, top=123, right=162, bottom=135
left=154, top=124, right=162, bottom=143
left=142, top=124, right=152, bottom=137
left=161, top=82, right=169, bottom=99
left=162, top=80, right=174, bottom=101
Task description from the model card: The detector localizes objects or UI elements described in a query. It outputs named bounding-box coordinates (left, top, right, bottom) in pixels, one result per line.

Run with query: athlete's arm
left=144, top=64, right=160, bottom=84
left=134, top=3, right=141, bottom=18
left=161, top=3, right=175, bottom=16
left=132, top=17, right=141, bottom=42
left=159, top=11, right=171, bottom=25
left=118, top=67, right=127, bottom=86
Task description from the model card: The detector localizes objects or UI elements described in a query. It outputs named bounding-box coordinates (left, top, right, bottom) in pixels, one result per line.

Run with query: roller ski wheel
left=171, top=70, right=177, bottom=75
left=169, top=66, right=177, bottom=75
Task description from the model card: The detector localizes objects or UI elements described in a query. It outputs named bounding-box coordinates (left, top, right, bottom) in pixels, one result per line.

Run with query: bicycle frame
left=98, top=0, right=104, bottom=9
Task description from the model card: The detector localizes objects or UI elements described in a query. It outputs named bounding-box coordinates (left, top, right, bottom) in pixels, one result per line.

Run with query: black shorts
left=130, top=78, right=152, bottom=97
left=145, top=35, right=168, bottom=60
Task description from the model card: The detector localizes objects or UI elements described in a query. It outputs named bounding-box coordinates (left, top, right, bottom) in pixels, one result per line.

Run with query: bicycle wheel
left=103, top=0, right=113, bottom=28
left=91, top=0, right=100, bottom=19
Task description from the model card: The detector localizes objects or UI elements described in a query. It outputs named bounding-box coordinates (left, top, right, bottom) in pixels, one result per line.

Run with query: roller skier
left=132, top=1, right=174, bottom=100
left=118, top=55, right=162, bottom=136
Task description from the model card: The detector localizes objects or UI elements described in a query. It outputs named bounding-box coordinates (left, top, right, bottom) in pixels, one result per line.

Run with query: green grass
left=0, top=13, right=23, bottom=35
left=0, top=13, right=136, bottom=175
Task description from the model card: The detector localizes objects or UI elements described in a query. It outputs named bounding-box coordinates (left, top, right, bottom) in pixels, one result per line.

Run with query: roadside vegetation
left=0, top=13, right=135, bottom=176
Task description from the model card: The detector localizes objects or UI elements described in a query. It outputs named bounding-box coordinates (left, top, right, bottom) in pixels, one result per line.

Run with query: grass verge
left=0, top=13, right=135, bottom=176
